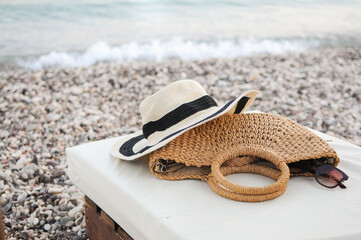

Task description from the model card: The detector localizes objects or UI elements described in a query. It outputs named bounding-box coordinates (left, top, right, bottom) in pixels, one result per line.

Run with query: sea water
left=1, top=0, right=361, bottom=69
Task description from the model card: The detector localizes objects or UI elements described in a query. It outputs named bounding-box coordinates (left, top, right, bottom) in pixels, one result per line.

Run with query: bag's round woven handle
left=207, top=164, right=288, bottom=202
left=207, top=147, right=290, bottom=202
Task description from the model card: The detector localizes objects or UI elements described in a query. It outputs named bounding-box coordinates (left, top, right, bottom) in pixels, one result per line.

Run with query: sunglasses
left=315, top=164, right=349, bottom=189
left=259, top=159, right=349, bottom=189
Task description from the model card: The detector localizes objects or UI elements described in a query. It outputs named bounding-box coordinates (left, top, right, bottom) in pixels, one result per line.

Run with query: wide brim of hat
left=111, top=90, right=259, bottom=161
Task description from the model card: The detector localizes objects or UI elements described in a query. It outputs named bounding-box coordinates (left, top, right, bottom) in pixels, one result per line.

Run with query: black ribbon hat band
left=142, top=95, right=218, bottom=139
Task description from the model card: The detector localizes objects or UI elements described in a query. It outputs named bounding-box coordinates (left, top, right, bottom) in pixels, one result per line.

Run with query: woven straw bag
left=149, top=113, right=340, bottom=202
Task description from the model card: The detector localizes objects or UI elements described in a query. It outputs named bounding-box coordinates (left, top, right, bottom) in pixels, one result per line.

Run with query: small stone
left=65, top=220, right=75, bottom=227
left=44, top=223, right=51, bottom=231
left=60, top=216, right=74, bottom=227
left=72, top=225, right=81, bottom=232
left=68, top=204, right=83, bottom=218
left=47, top=160, right=58, bottom=167
left=21, top=172, right=29, bottom=180
left=48, top=187, right=63, bottom=194
left=44, top=209, right=52, bottom=215
left=33, top=218, right=39, bottom=226
left=17, top=191, right=27, bottom=203
left=59, top=204, right=69, bottom=211
left=52, top=170, right=65, bottom=178
left=2, top=202, right=12, bottom=213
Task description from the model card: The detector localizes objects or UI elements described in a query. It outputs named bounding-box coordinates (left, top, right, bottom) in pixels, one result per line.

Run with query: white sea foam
left=18, top=37, right=318, bottom=69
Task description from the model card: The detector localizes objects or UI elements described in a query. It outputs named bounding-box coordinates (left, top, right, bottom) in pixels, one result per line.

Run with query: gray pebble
left=2, top=202, right=12, bottom=214
left=48, top=187, right=63, bottom=194
left=60, top=216, right=74, bottom=227
left=44, top=223, right=51, bottom=231
left=21, top=172, right=29, bottom=180
left=68, top=204, right=83, bottom=218
left=17, top=192, right=27, bottom=203
left=33, top=218, right=39, bottom=226
left=72, top=225, right=81, bottom=232
left=65, top=220, right=75, bottom=228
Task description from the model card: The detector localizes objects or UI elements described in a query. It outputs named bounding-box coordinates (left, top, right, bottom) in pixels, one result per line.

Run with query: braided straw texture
left=149, top=113, right=339, bottom=202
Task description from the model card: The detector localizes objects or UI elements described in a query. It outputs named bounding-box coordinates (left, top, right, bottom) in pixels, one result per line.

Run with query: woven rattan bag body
left=149, top=113, right=339, bottom=202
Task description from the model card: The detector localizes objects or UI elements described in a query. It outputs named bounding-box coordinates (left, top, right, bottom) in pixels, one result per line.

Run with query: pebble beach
left=1, top=47, right=361, bottom=239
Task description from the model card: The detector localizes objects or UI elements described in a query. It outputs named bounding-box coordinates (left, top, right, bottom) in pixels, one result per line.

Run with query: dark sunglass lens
left=316, top=165, right=344, bottom=188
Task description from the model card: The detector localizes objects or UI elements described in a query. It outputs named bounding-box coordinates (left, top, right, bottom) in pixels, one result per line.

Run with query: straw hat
left=111, top=80, right=259, bottom=160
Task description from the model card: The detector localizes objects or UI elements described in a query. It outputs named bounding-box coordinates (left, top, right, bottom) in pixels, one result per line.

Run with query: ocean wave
left=18, top=38, right=319, bottom=69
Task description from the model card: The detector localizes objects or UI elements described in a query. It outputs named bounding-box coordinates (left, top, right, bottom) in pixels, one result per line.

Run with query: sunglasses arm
left=337, top=180, right=347, bottom=189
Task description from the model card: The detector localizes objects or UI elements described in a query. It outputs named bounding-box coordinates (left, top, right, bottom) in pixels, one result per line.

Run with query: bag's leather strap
left=206, top=148, right=290, bottom=202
